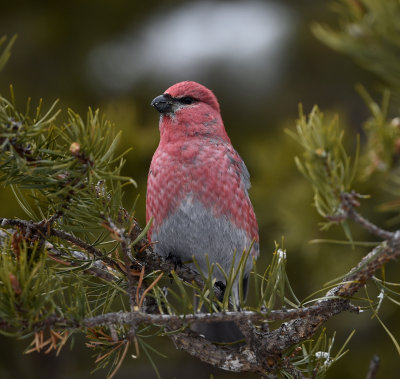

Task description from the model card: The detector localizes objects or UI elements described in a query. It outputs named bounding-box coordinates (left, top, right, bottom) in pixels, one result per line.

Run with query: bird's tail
left=191, top=277, right=248, bottom=344
left=191, top=319, right=244, bottom=343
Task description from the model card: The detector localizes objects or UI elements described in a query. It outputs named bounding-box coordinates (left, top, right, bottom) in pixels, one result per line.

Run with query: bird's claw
left=166, top=253, right=183, bottom=270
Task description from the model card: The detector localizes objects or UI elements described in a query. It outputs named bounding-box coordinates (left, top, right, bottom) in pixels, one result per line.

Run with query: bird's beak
left=151, top=94, right=174, bottom=114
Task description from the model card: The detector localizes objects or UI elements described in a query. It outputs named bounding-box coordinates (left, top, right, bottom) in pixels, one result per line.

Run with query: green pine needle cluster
left=152, top=244, right=294, bottom=315
left=0, top=93, right=135, bottom=232
left=286, top=105, right=359, bottom=231
left=0, top=237, right=60, bottom=335
left=284, top=329, right=355, bottom=378
left=357, top=87, right=400, bottom=179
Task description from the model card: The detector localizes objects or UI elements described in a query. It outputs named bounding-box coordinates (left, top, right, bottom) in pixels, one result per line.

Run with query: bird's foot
left=166, top=253, right=183, bottom=270
left=215, top=281, right=226, bottom=302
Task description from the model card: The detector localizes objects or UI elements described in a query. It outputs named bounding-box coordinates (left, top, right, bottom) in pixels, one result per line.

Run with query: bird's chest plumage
left=146, top=134, right=258, bottom=272
left=147, top=140, right=220, bottom=221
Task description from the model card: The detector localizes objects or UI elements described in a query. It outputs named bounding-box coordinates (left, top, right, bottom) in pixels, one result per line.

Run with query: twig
left=46, top=211, right=63, bottom=226
left=45, top=241, right=119, bottom=282
left=122, top=241, right=136, bottom=310
left=341, top=192, right=394, bottom=240
left=138, top=272, right=163, bottom=308
left=0, top=217, right=125, bottom=275
left=50, top=226, right=125, bottom=275
left=105, top=218, right=136, bottom=310
left=365, top=354, right=380, bottom=379
left=108, top=341, right=130, bottom=379
left=135, top=266, right=145, bottom=307
left=1, top=227, right=119, bottom=282
left=347, top=208, right=394, bottom=240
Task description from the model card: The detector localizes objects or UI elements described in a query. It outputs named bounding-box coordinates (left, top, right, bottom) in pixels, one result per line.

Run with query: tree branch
left=45, top=241, right=119, bottom=282
left=169, top=329, right=262, bottom=373
left=0, top=217, right=125, bottom=276
left=258, top=229, right=400, bottom=364
left=104, top=218, right=137, bottom=310
left=1, top=191, right=399, bottom=375
left=365, top=354, right=380, bottom=379
left=341, top=192, right=394, bottom=240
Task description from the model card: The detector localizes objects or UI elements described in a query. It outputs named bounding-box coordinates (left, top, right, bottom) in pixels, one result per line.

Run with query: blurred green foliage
left=313, top=0, right=400, bottom=100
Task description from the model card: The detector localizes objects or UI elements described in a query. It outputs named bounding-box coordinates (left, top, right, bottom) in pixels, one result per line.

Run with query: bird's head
left=151, top=81, right=220, bottom=115
left=151, top=81, right=229, bottom=142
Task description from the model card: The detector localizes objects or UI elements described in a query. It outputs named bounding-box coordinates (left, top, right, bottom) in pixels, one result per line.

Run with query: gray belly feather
left=152, top=194, right=255, bottom=287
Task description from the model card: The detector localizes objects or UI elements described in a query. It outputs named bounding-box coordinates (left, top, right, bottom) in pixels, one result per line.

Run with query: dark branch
left=105, top=218, right=136, bottom=310
left=365, top=354, right=380, bottom=379
left=341, top=192, right=394, bottom=240
left=0, top=217, right=125, bottom=275
left=169, top=328, right=262, bottom=374
left=45, top=241, right=119, bottom=282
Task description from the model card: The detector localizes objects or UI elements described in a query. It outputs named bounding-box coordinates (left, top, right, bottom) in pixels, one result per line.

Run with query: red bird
left=146, top=81, right=259, bottom=338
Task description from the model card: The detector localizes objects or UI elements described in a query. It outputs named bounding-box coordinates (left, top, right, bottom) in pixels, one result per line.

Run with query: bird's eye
left=179, top=96, right=196, bottom=105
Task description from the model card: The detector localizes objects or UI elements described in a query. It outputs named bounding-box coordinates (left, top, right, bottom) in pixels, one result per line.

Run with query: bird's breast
left=179, top=142, right=200, bottom=162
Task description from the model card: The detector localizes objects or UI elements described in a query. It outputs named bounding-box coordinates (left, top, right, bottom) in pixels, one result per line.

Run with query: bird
left=146, top=81, right=259, bottom=342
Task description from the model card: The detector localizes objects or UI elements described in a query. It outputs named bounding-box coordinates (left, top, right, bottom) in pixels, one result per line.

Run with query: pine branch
left=0, top=216, right=223, bottom=299
left=340, top=191, right=394, bottom=240
left=103, top=218, right=136, bottom=310
left=0, top=217, right=125, bottom=276
left=44, top=241, right=119, bottom=282
left=1, top=192, right=397, bottom=375
left=257, top=203, right=400, bottom=365
left=169, top=329, right=262, bottom=373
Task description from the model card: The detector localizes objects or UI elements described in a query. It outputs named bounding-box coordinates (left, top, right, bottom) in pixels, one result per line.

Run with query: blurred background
left=1, top=0, right=399, bottom=378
